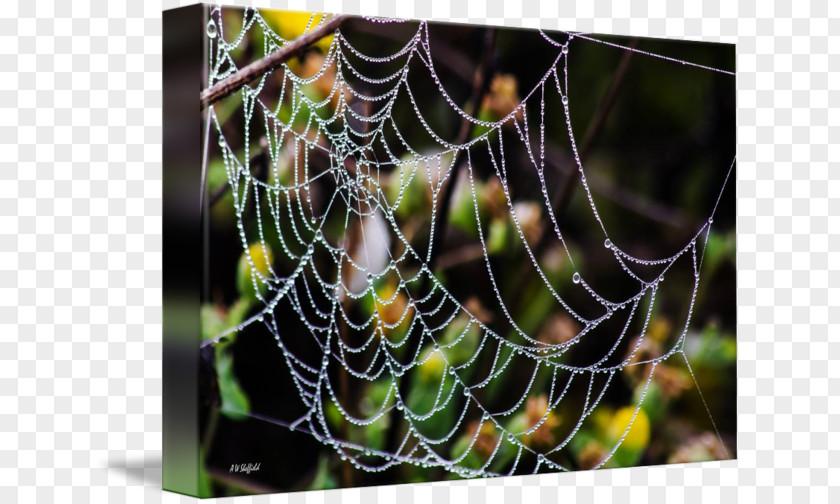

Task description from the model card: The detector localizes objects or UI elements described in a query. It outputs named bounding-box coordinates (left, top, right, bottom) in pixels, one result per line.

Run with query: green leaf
left=486, top=218, right=510, bottom=254
left=226, top=298, right=253, bottom=329
left=307, top=455, right=338, bottom=490
left=201, top=304, right=227, bottom=341
left=215, top=344, right=250, bottom=421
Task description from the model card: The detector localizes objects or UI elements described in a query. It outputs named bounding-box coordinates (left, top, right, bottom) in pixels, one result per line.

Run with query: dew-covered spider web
left=202, top=7, right=735, bottom=478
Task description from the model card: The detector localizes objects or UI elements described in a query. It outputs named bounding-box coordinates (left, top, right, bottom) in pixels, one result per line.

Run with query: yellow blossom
left=607, top=406, right=650, bottom=451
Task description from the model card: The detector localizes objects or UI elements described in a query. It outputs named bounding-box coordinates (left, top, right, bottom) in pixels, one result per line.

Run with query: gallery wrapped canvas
left=163, top=4, right=735, bottom=498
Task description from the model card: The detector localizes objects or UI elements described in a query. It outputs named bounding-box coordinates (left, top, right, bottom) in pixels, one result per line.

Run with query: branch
left=208, top=138, right=269, bottom=207
left=424, top=28, right=497, bottom=279
left=435, top=243, right=486, bottom=270
left=200, top=14, right=350, bottom=109
left=531, top=38, right=640, bottom=256
left=512, top=39, right=638, bottom=308
left=551, top=38, right=640, bottom=221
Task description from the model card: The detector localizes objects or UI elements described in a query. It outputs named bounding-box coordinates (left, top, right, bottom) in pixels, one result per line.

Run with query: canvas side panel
left=162, top=3, right=205, bottom=498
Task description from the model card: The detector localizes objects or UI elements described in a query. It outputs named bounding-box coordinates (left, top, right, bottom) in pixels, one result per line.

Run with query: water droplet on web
left=463, top=387, right=470, bottom=396
left=507, top=434, right=515, bottom=442
left=449, top=367, right=456, bottom=375
left=218, top=135, right=225, bottom=147
left=366, top=272, right=374, bottom=283
left=307, top=244, right=314, bottom=255
left=604, top=238, right=612, bottom=249
left=562, top=95, right=569, bottom=106
left=390, top=259, right=396, bottom=269
left=572, top=272, right=581, bottom=284
left=562, top=44, right=569, bottom=55
left=206, top=19, right=217, bottom=39
left=315, top=230, right=323, bottom=241
left=396, top=401, right=403, bottom=411
left=433, top=342, right=439, bottom=351
left=659, top=274, right=665, bottom=283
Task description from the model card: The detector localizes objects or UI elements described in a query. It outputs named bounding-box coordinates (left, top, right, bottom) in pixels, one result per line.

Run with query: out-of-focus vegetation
left=197, top=9, right=735, bottom=497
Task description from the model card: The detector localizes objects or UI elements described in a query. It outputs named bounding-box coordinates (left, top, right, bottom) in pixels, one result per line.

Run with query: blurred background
left=197, top=8, right=735, bottom=497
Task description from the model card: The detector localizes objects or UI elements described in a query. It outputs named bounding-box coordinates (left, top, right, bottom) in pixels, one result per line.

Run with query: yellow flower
left=248, top=243, right=273, bottom=277
left=237, top=243, right=275, bottom=300
left=465, top=420, right=499, bottom=458
left=419, top=348, right=445, bottom=383
left=607, top=406, right=650, bottom=451
left=480, top=74, right=523, bottom=121
left=373, top=281, right=414, bottom=342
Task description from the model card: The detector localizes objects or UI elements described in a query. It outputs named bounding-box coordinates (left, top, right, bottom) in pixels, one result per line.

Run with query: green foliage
left=690, top=323, right=736, bottom=368
left=485, top=217, right=511, bottom=254
left=356, top=380, right=395, bottom=452
left=385, top=159, right=429, bottom=219
left=201, top=304, right=227, bottom=341
left=307, top=455, right=339, bottom=490
left=448, top=177, right=483, bottom=238
left=198, top=447, right=213, bottom=498
left=201, top=299, right=253, bottom=422
left=215, top=338, right=251, bottom=420
left=702, top=230, right=736, bottom=280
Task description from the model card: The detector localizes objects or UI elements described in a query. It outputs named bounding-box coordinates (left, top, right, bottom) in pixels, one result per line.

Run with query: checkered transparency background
left=0, top=0, right=835, bottom=502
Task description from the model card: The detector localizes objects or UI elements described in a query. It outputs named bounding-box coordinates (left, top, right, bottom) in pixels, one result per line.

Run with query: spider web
left=202, top=7, right=734, bottom=478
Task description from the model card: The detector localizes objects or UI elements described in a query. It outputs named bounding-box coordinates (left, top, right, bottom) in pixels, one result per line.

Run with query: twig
left=200, top=14, right=350, bottom=109
left=208, top=138, right=269, bottom=207
left=424, top=28, right=497, bottom=281
left=435, top=243, right=486, bottom=270
left=550, top=38, right=640, bottom=220
left=526, top=38, right=639, bottom=262
left=586, top=170, right=692, bottom=229
left=512, top=39, right=638, bottom=309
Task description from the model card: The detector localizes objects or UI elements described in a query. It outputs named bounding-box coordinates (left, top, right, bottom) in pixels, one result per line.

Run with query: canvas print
left=163, top=4, right=735, bottom=498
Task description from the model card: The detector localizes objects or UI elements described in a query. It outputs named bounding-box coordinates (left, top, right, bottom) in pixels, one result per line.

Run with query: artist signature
left=229, top=462, right=261, bottom=474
